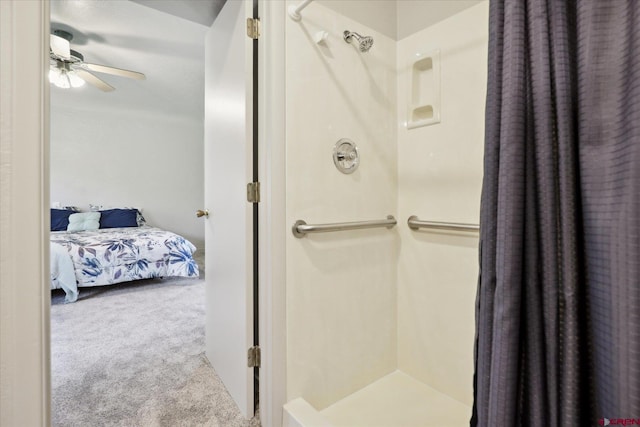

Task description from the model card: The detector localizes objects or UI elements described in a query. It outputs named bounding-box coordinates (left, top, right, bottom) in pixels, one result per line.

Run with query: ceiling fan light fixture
left=49, top=67, right=85, bottom=89
left=49, top=29, right=144, bottom=92
left=67, top=70, right=85, bottom=88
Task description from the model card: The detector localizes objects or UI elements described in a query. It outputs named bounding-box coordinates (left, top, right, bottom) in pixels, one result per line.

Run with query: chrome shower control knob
left=333, top=138, right=359, bottom=174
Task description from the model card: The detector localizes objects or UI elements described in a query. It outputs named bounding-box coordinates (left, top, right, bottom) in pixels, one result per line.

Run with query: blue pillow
left=99, top=209, right=139, bottom=229
left=51, top=209, right=74, bottom=231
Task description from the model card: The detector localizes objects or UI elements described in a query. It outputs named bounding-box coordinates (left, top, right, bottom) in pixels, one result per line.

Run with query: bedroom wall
left=50, top=106, right=205, bottom=248
left=49, top=0, right=206, bottom=250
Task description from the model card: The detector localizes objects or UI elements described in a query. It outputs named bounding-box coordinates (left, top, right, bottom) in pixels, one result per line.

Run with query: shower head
left=343, top=30, right=374, bottom=52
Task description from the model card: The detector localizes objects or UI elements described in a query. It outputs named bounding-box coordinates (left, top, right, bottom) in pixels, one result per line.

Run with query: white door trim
left=257, top=1, right=287, bottom=426
left=0, top=1, right=51, bottom=425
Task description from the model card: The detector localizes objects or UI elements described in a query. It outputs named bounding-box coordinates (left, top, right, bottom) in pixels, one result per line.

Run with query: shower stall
left=275, top=0, right=489, bottom=425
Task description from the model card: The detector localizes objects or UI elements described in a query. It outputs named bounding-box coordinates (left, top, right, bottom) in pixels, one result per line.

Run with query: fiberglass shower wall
left=285, top=1, right=399, bottom=410
left=285, top=0, right=488, bottom=411
left=396, top=2, right=488, bottom=406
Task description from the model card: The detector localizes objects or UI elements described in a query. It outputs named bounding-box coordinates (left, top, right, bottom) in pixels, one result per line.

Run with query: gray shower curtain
left=472, top=1, right=640, bottom=426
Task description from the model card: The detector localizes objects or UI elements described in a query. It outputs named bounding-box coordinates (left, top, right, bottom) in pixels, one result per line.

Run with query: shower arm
left=288, top=0, right=314, bottom=21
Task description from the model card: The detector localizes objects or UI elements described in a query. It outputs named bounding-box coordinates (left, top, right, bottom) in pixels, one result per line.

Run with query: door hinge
left=248, top=346, right=261, bottom=368
left=247, top=17, right=261, bottom=39
left=247, top=182, right=261, bottom=203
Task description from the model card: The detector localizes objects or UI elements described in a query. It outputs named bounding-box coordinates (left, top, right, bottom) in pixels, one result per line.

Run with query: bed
left=50, top=225, right=199, bottom=303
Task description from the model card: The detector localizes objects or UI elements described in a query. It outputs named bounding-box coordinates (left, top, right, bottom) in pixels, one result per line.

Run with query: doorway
left=48, top=0, right=258, bottom=424
left=0, top=0, right=289, bottom=426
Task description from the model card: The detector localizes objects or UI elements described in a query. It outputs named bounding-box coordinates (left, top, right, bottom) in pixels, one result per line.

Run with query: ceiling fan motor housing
left=68, top=50, right=84, bottom=62
left=53, top=29, right=73, bottom=41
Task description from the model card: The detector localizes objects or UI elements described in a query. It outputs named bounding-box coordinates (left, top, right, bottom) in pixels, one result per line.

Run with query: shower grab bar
left=407, top=215, right=479, bottom=232
left=292, top=215, right=396, bottom=238
left=288, top=0, right=314, bottom=21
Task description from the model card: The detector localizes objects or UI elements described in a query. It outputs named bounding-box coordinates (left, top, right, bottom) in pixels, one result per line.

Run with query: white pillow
left=67, top=212, right=100, bottom=232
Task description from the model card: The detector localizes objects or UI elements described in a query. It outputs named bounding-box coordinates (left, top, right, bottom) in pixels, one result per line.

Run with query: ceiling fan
left=49, top=29, right=146, bottom=92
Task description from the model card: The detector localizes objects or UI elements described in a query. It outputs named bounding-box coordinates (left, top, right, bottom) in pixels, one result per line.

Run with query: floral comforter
left=50, top=226, right=199, bottom=302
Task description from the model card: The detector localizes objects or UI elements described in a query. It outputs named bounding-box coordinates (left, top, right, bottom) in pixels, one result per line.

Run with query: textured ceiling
left=50, top=0, right=207, bottom=121
left=130, top=0, right=226, bottom=27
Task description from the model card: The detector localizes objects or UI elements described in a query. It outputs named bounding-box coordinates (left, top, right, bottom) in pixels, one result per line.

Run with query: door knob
left=196, top=209, right=209, bottom=218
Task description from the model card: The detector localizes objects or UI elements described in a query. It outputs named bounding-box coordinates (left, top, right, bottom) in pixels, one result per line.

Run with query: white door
left=203, top=0, right=255, bottom=418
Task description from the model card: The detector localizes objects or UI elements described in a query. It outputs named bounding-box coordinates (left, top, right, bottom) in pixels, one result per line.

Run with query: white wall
left=396, top=1, right=489, bottom=406
left=50, top=106, right=204, bottom=248
left=285, top=1, right=399, bottom=410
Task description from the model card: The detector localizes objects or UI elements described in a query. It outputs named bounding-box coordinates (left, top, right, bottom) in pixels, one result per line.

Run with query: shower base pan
left=284, top=370, right=471, bottom=427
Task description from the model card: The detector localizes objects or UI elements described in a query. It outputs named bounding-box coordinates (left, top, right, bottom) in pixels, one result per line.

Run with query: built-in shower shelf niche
left=407, top=50, right=441, bottom=129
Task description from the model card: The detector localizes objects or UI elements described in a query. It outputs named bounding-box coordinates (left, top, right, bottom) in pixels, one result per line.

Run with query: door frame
left=257, top=1, right=287, bottom=426
left=0, top=1, right=287, bottom=426
left=0, top=1, right=51, bottom=426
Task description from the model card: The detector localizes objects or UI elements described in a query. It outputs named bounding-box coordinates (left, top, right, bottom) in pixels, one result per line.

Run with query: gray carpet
left=51, top=253, right=260, bottom=427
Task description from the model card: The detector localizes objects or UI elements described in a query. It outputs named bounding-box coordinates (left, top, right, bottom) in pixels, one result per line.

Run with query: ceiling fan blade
left=75, top=69, right=115, bottom=92
left=50, top=34, right=70, bottom=59
left=83, top=63, right=146, bottom=80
